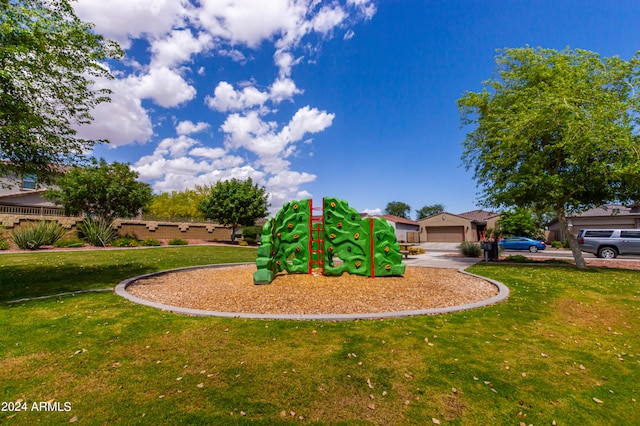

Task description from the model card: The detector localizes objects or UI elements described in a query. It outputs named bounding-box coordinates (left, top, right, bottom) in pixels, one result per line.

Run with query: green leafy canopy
left=198, top=178, right=270, bottom=239
left=0, top=0, right=123, bottom=182
left=416, top=203, right=445, bottom=220
left=384, top=201, right=411, bottom=219
left=458, top=47, right=640, bottom=268
left=458, top=47, right=640, bottom=212
left=145, top=186, right=210, bottom=220
left=45, top=158, right=152, bottom=223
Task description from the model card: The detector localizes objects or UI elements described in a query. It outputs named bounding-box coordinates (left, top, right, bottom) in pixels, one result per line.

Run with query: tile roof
left=571, top=204, right=637, bottom=217
left=379, top=214, right=419, bottom=226
left=457, top=210, right=500, bottom=222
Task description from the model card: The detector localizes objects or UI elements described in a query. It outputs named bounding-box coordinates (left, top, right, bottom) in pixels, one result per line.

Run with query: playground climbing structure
left=253, top=197, right=405, bottom=285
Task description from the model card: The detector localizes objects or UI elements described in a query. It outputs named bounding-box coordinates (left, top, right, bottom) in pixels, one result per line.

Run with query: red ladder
left=308, top=198, right=324, bottom=274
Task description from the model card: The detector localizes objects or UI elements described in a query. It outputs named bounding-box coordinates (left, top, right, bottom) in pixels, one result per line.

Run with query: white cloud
left=129, top=67, right=196, bottom=108
left=266, top=170, right=315, bottom=188
left=274, top=50, right=302, bottom=77
left=285, top=106, right=335, bottom=142
left=205, top=82, right=269, bottom=112
left=347, top=0, right=377, bottom=20
left=189, top=146, right=226, bottom=159
left=74, top=0, right=376, bottom=211
left=270, top=77, right=303, bottom=103
left=73, top=0, right=190, bottom=49
left=151, top=29, right=213, bottom=68
left=312, top=5, right=347, bottom=34
left=176, top=120, right=210, bottom=135
left=135, top=157, right=211, bottom=181
left=220, top=106, right=333, bottom=160
left=218, top=49, right=247, bottom=63
left=195, top=0, right=306, bottom=49
left=254, top=156, right=292, bottom=175
left=363, top=208, right=382, bottom=215
left=74, top=73, right=153, bottom=147
left=152, top=135, right=200, bottom=158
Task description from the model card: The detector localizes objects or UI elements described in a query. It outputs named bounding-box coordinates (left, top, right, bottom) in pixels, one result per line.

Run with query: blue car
left=498, top=237, right=546, bottom=253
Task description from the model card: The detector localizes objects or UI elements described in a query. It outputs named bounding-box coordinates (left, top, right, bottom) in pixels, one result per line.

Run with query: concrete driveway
left=402, top=243, right=482, bottom=269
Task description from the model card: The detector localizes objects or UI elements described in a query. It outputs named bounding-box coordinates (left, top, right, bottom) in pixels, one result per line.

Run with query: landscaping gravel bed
left=126, top=265, right=500, bottom=315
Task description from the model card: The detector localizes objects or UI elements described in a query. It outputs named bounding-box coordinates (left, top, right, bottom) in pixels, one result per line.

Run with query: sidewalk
left=403, top=244, right=482, bottom=269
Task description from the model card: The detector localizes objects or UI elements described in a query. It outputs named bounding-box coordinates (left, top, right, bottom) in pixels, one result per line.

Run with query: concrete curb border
left=114, top=263, right=510, bottom=321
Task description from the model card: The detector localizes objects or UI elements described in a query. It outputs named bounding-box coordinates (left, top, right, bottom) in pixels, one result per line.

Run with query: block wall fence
left=0, top=215, right=231, bottom=241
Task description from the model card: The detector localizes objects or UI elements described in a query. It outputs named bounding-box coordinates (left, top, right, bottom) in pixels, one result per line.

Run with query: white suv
left=577, top=229, right=640, bottom=258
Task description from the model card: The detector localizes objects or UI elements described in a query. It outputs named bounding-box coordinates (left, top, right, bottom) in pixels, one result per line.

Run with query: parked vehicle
left=577, top=229, right=640, bottom=258
left=498, top=236, right=546, bottom=252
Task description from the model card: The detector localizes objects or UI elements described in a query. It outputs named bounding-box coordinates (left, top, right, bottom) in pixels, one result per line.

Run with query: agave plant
left=11, top=221, right=66, bottom=250
left=78, top=219, right=116, bottom=247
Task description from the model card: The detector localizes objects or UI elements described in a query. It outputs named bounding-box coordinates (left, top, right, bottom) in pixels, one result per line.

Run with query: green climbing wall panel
left=253, top=197, right=405, bottom=284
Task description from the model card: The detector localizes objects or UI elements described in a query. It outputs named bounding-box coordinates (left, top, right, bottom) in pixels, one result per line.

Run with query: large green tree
left=145, top=186, right=209, bottom=220
left=198, top=178, right=270, bottom=240
left=384, top=201, right=411, bottom=219
left=458, top=47, right=640, bottom=269
left=497, top=208, right=542, bottom=239
left=45, top=158, right=152, bottom=223
left=416, top=203, right=445, bottom=220
left=0, top=0, right=122, bottom=182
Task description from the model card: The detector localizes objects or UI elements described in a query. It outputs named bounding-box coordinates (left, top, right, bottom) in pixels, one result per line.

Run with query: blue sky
left=72, top=0, right=640, bottom=218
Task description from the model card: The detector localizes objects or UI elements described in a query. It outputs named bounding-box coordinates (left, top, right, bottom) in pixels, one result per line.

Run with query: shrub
left=504, top=254, right=531, bottom=263
left=409, top=246, right=426, bottom=255
left=140, top=239, right=162, bottom=246
left=111, top=236, right=138, bottom=247
left=168, top=238, right=188, bottom=246
left=54, top=238, right=85, bottom=248
left=78, top=219, right=116, bottom=247
left=459, top=241, right=482, bottom=257
left=550, top=241, right=563, bottom=249
left=243, top=237, right=256, bottom=245
left=11, top=221, right=66, bottom=250
left=238, top=240, right=249, bottom=246
left=0, top=226, right=8, bottom=250
left=242, top=226, right=261, bottom=240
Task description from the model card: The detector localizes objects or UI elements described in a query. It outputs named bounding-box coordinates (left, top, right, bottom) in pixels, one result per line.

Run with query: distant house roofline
left=418, top=209, right=499, bottom=224
left=360, top=213, right=419, bottom=226
left=547, top=203, right=640, bottom=225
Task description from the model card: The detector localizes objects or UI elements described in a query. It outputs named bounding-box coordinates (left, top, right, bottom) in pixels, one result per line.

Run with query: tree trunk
left=556, top=207, right=588, bottom=269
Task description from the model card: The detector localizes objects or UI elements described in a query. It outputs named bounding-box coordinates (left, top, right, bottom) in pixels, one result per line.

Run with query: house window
left=22, top=174, right=37, bottom=190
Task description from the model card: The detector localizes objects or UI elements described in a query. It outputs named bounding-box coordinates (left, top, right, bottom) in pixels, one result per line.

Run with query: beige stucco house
left=361, top=214, right=420, bottom=242
left=417, top=210, right=500, bottom=242
left=547, top=204, right=640, bottom=241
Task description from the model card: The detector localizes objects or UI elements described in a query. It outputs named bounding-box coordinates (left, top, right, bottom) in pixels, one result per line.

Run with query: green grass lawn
left=1, top=248, right=638, bottom=425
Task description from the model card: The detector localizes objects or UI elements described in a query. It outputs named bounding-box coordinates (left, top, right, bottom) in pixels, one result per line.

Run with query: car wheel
left=597, top=247, right=617, bottom=259
left=529, top=245, right=538, bottom=253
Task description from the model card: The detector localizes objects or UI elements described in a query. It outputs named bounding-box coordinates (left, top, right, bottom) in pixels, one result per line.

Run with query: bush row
left=1, top=220, right=190, bottom=250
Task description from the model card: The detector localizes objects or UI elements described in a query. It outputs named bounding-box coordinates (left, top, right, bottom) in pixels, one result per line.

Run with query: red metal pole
left=370, top=217, right=375, bottom=278
left=308, top=198, right=313, bottom=275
